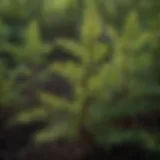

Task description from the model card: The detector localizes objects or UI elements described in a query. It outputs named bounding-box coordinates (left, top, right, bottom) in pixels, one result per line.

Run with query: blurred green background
left=0, top=0, right=160, bottom=160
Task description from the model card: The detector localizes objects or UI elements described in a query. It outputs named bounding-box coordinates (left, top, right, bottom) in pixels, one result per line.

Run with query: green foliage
left=0, top=17, right=52, bottom=126
left=31, top=2, right=159, bottom=148
left=0, top=0, right=160, bottom=153
left=33, top=1, right=107, bottom=143
left=88, top=10, right=159, bottom=148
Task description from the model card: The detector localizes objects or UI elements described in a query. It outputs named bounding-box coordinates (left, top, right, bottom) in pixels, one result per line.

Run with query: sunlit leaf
left=12, top=108, right=47, bottom=124
left=122, top=11, right=140, bottom=41
left=40, top=92, right=73, bottom=111
left=49, top=61, right=84, bottom=83
left=25, top=20, right=43, bottom=49
left=56, top=39, right=88, bottom=62
left=81, top=0, right=102, bottom=43
left=93, top=43, right=108, bottom=62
